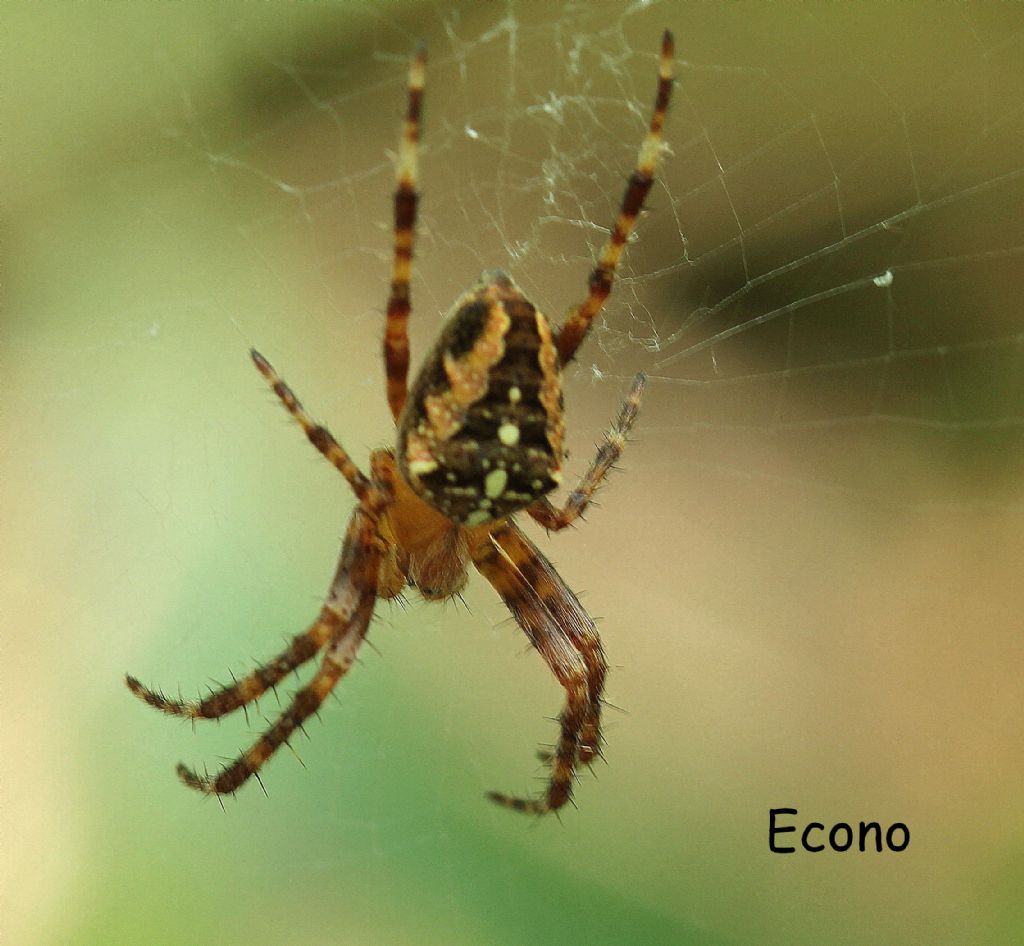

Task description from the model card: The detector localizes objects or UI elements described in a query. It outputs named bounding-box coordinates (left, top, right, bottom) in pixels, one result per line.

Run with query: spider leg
left=493, top=523, right=607, bottom=768
left=528, top=371, right=645, bottom=532
left=384, top=44, right=426, bottom=423
left=126, top=604, right=344, bottom=720
left=250, top=349, right=371, bottom=502
left=557, top=31, right=674, bottom=367
left=471, top=522, right=606, bottom=813
left=176, top=507, right=382, bottom=796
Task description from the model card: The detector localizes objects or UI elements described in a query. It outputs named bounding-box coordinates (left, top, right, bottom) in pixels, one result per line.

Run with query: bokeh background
left=4, top=2, right=1023, bottom=944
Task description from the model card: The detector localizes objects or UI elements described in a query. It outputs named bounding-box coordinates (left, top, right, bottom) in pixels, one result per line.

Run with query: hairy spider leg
left=557, top=30, right=674, bottom=367
left=126, top=350, right=380, bottom=720
left=177, top=508, right=383, bottom=796
left=494, top=522, right=608, bottom=768
left=528, top=371, right=645, bottom=532
left=384, top=44, right=427, bottom=423
left=471, top=523, right=601, bottom=814
left=250, top=349, right=371, bottom=502
left=126, top=605, right=343, bottom=720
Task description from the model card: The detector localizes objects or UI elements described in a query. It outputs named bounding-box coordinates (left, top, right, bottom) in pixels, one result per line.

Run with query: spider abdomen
left=397, top=271, right=564, bottom=525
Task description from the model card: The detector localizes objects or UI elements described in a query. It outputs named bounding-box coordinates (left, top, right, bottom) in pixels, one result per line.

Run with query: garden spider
left=126, top=32, right=674, bottom=814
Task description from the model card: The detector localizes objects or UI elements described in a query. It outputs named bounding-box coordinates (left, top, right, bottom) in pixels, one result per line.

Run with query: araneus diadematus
left=127, top=32, right=673, bottom=815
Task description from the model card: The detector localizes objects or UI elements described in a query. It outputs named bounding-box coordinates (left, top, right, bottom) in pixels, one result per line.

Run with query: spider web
left=6, top=3, right=1023, bottom=946
left=147, top=3, right=1021, bottom=939
left=161, top=1, right=1023, bottom=503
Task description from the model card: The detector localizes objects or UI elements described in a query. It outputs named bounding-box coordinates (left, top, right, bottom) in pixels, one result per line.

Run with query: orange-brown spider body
left=127, top=32, right=674, bottom=814
left=374, top=447, right=481, bottom=601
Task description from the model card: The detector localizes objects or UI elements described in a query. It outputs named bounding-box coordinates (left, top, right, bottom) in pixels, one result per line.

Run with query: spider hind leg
left=384, top=44, right=426, bottom=422
left=557, top=31, right=674, bottom=367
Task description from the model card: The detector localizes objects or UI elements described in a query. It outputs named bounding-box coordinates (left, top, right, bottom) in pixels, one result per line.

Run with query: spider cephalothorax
left=127, top=32, right=674, bottom=815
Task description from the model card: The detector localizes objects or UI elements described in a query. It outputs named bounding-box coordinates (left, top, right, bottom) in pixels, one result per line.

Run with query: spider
left=126, top=31, right=674, bottom=815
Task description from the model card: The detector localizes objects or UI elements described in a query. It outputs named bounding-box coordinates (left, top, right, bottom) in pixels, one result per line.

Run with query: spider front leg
left=472, top=523, right=606, bottom=814
left=126, top=604, right=347, bottom=721
left=128, top=353, right=382, bottom=725
left=176, top=506, right=383, bottom=796
left=528, top=371, right=645, bottom=533
left=557, top=31, right=674, bottom=367
left=494, top=524, right=607, bottom=768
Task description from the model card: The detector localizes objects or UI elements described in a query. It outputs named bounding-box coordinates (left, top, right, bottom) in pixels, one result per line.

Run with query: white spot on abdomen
left=485, top=468, right=508, bottom=499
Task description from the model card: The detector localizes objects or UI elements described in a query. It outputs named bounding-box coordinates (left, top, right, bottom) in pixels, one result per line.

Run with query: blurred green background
left=4, top=3, right=1023, bottom=944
